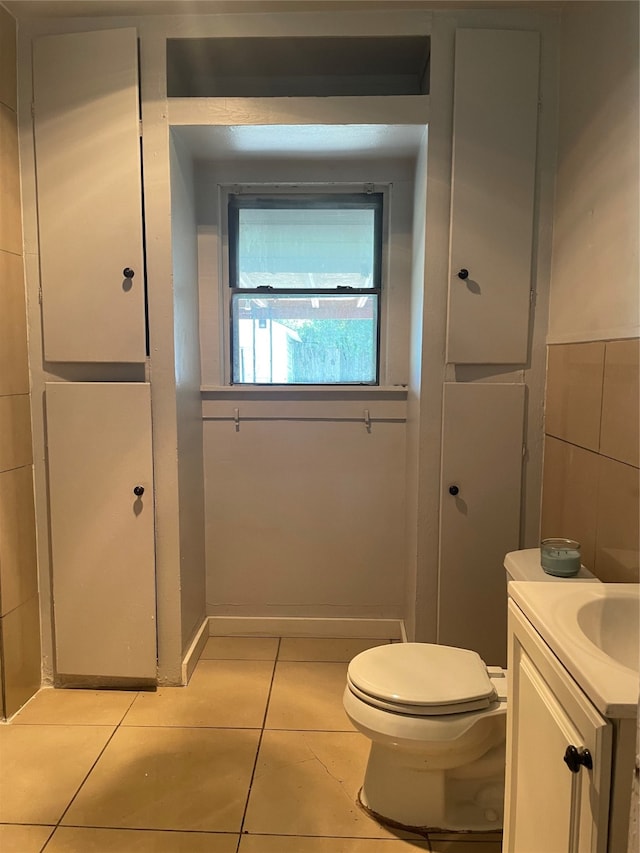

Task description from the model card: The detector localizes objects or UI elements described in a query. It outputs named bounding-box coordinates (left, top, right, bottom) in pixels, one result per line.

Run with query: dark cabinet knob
left=133, top=485, right=144, bottom=497
left=123, top=268, right=135, bottom=279
left=563, top=745, right=593, bottom=773
left=457, top=269, right=469, bottom=280
left=448, top=485, right=460, bottom=496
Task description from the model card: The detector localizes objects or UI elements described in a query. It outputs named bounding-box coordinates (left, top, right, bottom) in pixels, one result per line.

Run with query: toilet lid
left=347, top=643, right=496, bottom=713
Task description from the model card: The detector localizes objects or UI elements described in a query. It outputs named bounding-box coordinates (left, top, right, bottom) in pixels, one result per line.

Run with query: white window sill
left=201, top=385, right=407, bottom=397
left=200, top=385, right=408, bottom=422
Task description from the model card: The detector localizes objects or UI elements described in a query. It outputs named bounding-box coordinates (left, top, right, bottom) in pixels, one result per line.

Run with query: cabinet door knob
left=457, top=268, right=469, bottom=280
left=563, top=745, right=593, bottom=773
left=448, top=485, right=460, bottom=496
left=123, top=268, right=135, bottom=279
left=133, top=485, right=144, bottom=497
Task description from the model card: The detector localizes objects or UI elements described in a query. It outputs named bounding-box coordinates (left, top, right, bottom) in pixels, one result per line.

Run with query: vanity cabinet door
left=505, top=603, right=612, bottom=853
left=33, top=28, right=146, bottom=363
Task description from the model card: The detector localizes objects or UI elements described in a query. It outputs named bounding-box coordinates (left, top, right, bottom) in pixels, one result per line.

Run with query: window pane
left=236, top=207, right=377, bottom=289
left=232, top=294, right=378, bottom=384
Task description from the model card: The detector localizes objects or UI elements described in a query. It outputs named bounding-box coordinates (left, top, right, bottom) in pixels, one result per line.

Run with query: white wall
left=170, top=133, right=207, bottom=652
left=549, top=0, right=639, bottom=343
left=404, top=127, right=428, bottom=641
left=195, top=152, right=415, bottom=620
left=16, top=5, right=558, bottom=675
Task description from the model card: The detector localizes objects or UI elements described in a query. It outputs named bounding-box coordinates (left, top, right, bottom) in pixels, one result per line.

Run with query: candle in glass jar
left=540, top=538, right=582, bottom=577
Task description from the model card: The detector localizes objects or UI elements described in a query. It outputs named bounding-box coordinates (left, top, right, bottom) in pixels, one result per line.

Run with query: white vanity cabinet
left=505, top=600, right=613, bottom=853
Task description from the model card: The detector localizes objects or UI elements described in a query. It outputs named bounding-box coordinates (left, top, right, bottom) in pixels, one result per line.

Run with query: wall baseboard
left=181, top=616, right=210, bottom=684
left=207, top=616, right=405, bottom=640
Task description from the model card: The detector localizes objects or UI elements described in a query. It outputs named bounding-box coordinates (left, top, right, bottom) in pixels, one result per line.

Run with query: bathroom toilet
left=343, top=548, right=598, bottom=832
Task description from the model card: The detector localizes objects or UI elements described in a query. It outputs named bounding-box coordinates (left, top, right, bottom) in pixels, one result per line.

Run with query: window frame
left=225, top=189, right=385, bottom=387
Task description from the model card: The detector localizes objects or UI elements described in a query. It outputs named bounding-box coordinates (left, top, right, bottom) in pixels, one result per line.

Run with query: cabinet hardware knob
left=133, top=485, right=145, bottom=497
left=457, top=268, right=469, bottom=280
left=123, top=268, right=135, bottom=279
left=448, top=485, right=460, bottom=496
left=563, top=745, right=593, bottom=773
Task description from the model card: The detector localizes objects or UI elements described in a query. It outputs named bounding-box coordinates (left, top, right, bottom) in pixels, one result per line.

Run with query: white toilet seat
left=347, top=675, right=495, bottom=716
left=347, top=642, right=497, bottom=716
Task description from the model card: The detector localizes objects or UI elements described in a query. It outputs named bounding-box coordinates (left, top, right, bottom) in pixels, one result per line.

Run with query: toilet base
left=359, top=739, right=505, bottom=832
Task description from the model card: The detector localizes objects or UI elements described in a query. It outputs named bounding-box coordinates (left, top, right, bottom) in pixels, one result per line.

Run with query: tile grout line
left=234, top=637, right=282, bottom=853
left=38, top=690, right=140, bottom=852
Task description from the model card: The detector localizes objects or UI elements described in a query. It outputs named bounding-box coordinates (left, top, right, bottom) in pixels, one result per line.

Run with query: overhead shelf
left=167, top=35, right=430, bottom=98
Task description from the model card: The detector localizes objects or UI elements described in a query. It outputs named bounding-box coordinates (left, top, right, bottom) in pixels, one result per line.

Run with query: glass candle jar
left=540, top=538, right=582, bottom=577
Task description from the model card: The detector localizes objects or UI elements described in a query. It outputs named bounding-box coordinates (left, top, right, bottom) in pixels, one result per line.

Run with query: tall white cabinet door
left=33, top=29, right=146, bottom=363
left=46, top=382, right=156, bottom=679
left=446, top=29, right=540, bottom=364
left=438, top=382, right=524, bottom=665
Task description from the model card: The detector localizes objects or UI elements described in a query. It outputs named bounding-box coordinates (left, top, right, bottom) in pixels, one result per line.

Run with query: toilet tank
left=504, top=549, right=599, bottom=583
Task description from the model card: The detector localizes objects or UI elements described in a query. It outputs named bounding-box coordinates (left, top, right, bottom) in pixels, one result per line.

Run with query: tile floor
left=0, top=637, right=503, bottom=853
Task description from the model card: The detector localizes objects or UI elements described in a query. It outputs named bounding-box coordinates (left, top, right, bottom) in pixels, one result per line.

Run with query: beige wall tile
left=0, top=103, right=22, bottom=255
left=545, top=343, right=605, bottom=451
left=0, top=394, right=33, bottom=471
left=1, top=594, right=41, bottom=716
left=0, top=723, right=114, bottom=822
left=600, top=338, right=640, bottom=468
left=0, top=6, right=16, bottom=112
left=0, top=250, right=29, bottom=396
left=541, top=437, right=599, bottom=569
left=0, top=465, right=37, bottom=616
left=594, top=455, right=640, bottom=583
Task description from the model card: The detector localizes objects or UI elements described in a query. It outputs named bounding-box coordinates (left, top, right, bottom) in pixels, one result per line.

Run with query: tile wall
left=0, top=4, right=41, bottom=717
left=541, top=339, right=640, bottom=582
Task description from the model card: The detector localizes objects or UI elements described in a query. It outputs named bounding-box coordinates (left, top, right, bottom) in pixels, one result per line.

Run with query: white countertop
left=509, top=581, right=640, bottom=719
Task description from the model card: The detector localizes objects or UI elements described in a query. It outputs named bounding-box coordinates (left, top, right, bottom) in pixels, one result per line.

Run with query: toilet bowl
left=344, top=642, right=507, bottom=831
left=343, top=548, right=599, bottom=833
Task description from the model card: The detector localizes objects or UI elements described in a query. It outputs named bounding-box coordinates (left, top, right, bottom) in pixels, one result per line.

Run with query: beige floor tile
left=244, top=730, right=415, bottom=840
left=46, top=827, right=238, bottom=852
left=122, top=660, right=274, bottom=727
left=279, top=638, right=391, bottom=662
left=62, top=726, right=259, bottom=832
left=239, top=836, right=430, bottom=852
left=202, top=636, right=279, bottom=660
left=0, top=824, right=54, bottom=853
left=266, top=661, right=354, bottom=731
left=0, top=725, right=114, bottom=824
left=13, top=687, right=138, bottom=726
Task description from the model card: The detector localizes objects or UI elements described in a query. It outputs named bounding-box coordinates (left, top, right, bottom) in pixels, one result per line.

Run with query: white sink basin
left=509, top=582, right=640, bottom=718
left=577, top=593, right=639, bottom=671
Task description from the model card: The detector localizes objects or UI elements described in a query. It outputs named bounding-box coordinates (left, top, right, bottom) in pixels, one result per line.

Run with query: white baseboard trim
left=181, top=616, right=210, bottom=684
left=207, top=616, right=405, bottom=640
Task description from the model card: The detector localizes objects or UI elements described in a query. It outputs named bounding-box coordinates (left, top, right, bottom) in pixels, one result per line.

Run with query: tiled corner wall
left=541, top=339, right=640, bottom=582
left=0, top=4, right=41, bottom=717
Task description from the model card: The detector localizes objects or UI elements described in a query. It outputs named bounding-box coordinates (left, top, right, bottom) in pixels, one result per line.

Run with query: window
left=228, top=192, right=383, bottom=385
